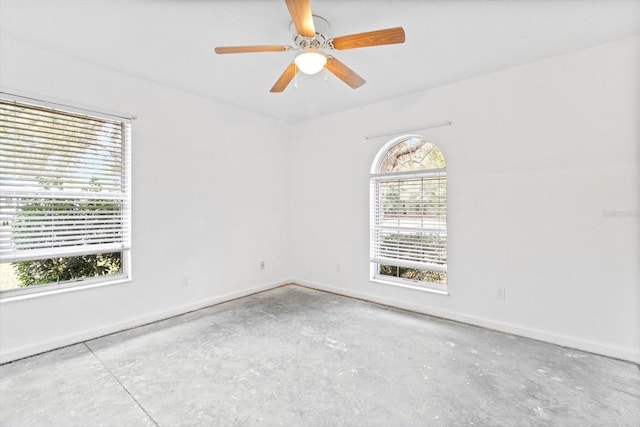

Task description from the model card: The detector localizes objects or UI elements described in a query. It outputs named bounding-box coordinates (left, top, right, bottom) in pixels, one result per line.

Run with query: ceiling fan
left=214, top=0, right=406, bottom=93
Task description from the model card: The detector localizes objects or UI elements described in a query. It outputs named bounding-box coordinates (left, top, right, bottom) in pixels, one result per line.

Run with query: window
left=0, top=95, right=131, bottom=296
left=370, top=135, right=447, bottom=293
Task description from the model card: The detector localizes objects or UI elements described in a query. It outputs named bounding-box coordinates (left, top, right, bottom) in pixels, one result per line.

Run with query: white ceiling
left=1, top=0, right=639, bottom=122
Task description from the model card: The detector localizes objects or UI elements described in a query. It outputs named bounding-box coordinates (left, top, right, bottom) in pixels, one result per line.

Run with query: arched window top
left=372, top=135, right=446, bottom=174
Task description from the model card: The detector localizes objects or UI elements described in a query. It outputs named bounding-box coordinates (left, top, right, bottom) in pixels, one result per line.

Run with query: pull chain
left=294, top=64, right=298, bottom=89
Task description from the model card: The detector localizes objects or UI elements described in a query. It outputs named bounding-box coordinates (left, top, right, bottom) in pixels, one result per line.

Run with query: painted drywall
left=0, top=38, right=290, bottom=362
left=1, top=34, right=638, bottom=364
left=287, top=37, right=640, bottom=362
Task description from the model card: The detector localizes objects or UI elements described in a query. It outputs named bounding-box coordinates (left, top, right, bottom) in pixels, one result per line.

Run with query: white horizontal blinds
left=371, top=169, right=447, bottom=272
left=0, top=99, right=130, bottom=263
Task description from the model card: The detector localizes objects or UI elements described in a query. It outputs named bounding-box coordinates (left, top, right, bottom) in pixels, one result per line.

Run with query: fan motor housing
left=290, top=15, right=330, bottom=49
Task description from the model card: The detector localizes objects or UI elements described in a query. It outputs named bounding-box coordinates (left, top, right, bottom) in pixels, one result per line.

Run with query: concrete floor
left=1, top=285, right=639, bottom=426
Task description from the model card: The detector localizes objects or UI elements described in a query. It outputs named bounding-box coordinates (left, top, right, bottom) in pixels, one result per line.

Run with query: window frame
left=0, top=93, right=132, bottom=300
left=369, top=134, right=448, bottom=294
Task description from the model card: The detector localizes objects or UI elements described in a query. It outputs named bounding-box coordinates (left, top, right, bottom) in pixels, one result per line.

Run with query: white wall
left=287, top=37, right=640, bottom=363
left=1, top=35, right=638, bottom=364
left=0, top=38, right=290, bottom=363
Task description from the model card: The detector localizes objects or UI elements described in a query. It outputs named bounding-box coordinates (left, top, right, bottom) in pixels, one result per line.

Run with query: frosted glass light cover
left=294, top=51, right=327, bottom=75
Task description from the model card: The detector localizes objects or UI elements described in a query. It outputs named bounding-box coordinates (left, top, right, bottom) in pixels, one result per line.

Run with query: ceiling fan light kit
left=214, top=0, right=405, bottom=93
left=294, top=48, right=326, bottom=75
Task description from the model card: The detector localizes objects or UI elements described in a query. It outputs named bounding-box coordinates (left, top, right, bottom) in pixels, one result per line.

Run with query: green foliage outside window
left=10, top=191, right=123, bottom=287
left=14, top=252, right=121, bottom=287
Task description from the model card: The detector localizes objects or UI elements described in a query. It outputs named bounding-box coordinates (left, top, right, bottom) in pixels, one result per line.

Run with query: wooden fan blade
left=270, top=62, right=298, bottom=93
left=215, top=45, right=290, bottom=54
left=326, top=57, right=365, bottom=89
left=285, top=0, right=315, bottom=38
left=330, top=27, right=405, bottom=50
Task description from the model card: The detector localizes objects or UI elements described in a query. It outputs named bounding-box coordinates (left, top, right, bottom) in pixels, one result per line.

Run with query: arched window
left=370, top=135, right=447, bottom=292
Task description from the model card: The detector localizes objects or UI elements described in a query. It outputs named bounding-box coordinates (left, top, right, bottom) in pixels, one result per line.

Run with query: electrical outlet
left=496, top=288, right=506, bottom=300
left=260, top=261, right=265, bottom=270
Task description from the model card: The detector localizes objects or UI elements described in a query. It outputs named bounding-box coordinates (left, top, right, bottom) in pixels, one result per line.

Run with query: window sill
left=0, top=274, right=131, bottom=303
left=371, top=276, right=449, bottom=296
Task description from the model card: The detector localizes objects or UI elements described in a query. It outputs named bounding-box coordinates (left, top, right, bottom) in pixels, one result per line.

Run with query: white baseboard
left=3, top=278, right=638, bottom=365
left=0, top=279, right=289, bottom=364
left=292, top=279, right=640, bottom=364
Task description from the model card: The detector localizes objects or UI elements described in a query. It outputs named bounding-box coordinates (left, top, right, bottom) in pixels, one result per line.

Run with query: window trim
left=369, top=134, right=448, bottom=294
left=369, top=271, right=449, bottom=295
left=0, top=271, right=131, bottom=302
left=0, top=93, right=132, bottom=299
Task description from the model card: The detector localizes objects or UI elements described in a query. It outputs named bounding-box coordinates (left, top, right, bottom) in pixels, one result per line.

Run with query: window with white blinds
left=0, top=96, right=131, bottom=290
left=370, top=136, right=447, bottom=291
